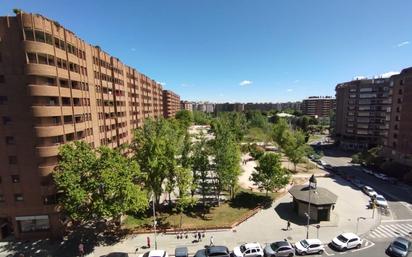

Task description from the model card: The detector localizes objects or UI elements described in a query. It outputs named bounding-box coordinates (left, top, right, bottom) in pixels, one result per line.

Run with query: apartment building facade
left=301, top=96, right=335, bottom=118
left=334, top=78, right=392, bottom=150
left=386, top=68, right=412, bottom=165
left=0, top=12, right=178, bottom=239
left=180, top=101, right=193, bottom=111
left=162, top=90, right=180, bottom=118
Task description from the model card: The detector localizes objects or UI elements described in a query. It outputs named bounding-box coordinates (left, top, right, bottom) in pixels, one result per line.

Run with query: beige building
left=0, top=12, right=178, bottom=239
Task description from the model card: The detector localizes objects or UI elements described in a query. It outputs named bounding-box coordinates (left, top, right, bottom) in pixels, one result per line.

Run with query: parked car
left=140, top=250, right=168, bottom=257
left=106, top=253, right=129, bottom=257
left=362, top=168, right=374, bottom=175
left=375, top=194, right=388, bottom=208
left=175, top=247, right=188, bottom=257
left=233, top=243, right=264, bottom=257
left=374, top=173, right=389, bottom=181
left=264, top=241, right=295, bottom=257
left=294, top=239, right=325, bottom=255
left=319, top=160, right=327, bottom=166
left=362, top=186, right=378, bottom=198
left=386, top=237, right=411, bottom=257
left=330, top=233, right=362, bottom=251
left=194, top=246, right=230, bottom=257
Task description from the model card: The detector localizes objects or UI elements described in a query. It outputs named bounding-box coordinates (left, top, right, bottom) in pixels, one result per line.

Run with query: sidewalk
left=89, top=176, right=380, bottom=257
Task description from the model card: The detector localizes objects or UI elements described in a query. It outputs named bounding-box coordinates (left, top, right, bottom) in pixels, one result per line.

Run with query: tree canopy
left=250, top=152, right=290, bottom=195
left=54, top=141, right=147, bottom=223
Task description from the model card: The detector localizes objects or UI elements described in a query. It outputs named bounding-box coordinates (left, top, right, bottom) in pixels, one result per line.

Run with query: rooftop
left=289, top=185, right=338, bottom=205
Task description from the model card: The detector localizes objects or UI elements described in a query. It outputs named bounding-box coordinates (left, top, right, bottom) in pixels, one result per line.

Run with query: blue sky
left=2, top=0, right=412, bottom=102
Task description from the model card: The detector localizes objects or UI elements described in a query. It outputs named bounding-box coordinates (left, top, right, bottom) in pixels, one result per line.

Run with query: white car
left=374, top=173, right=389, bottom=181
left=320, top=160, right=327, bottom=166
left=331, top=233, right=362, bottom=251
left=362, top=186, right=377, bottom=198
left=375, top=194, right=388, bottom=208
left=140, top=250, right=169, bottom=257
left=233, top=243, right=263, bottom=257
left=294, top=239, right=325, bottom=255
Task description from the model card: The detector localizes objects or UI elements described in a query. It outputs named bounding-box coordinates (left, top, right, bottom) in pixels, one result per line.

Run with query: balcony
left=36, top=144, right=60, bottom=157
left=32, top=106, right=62, bottom=117
left=35, top=125, right=64, bottom=137
left=25, top=63, right=57, bottom=77
left=28, top=84, right=59, bottom=97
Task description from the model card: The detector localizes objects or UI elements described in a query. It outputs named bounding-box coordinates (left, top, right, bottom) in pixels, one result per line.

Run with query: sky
left=2, top=0, right=412, bottom=103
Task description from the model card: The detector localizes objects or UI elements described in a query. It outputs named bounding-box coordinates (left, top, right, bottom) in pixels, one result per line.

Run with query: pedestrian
left=147, top=236, right=151, bottom=248
left=210, top=235, right=214, bottom=246
left=198, top=231, right=202, bottom=242
left=135, top=247, right=139, bottom=254
left=286, top=220, right=291, bottom=230
left=78, top=242, right=85, bottom=257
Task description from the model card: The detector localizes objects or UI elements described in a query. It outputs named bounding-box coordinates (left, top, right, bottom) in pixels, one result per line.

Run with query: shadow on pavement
left=0, top=223, right=128, bottom=257
left=274, top=202, right=318, bottom=226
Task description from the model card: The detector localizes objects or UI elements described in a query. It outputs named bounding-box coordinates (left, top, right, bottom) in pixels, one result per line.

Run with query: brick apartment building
left=385, top=68, right=412, bottom=166
left=301, top=96, right=336, bottom=118
left=180, top=100, right=193, bottom=111
left=334, top=77, right=393, bottom=150
left=0, top=12, right=179, bottom=239
left=162, top=90, right=180, bottom=118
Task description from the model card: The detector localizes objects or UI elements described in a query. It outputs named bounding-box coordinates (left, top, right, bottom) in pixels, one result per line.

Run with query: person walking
left=286, top=220, right=291, bottom=230
left=147, top=236, right=151, bottom=248
left=78, top=242, right=85, bottom=257
left=198, top=231, right=202, bottom=242
left=210, top=235, right=214, bottom=246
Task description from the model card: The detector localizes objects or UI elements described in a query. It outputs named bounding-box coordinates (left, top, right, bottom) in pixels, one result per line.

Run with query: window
left=399, top=88, right=403, bottom=95
left=34, top=30, right=45, bottom=43
left=24, top=28, right=34, bottom=41
left=14, top=194, right=24, bottom=202
left=16, top=215, right=50, bottom=232
left=11, top=175, right=20, bottom=183
left=5, top=136, right=15, bottom=145
left=27, top=52, right=37, bottom=63
left=8, top=156, right=17, bottom=164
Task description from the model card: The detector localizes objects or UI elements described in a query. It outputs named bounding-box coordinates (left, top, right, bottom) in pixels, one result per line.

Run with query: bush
left=249, top=143, right=265, bottom=160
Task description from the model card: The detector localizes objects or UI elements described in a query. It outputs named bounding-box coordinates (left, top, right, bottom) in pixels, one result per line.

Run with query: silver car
left=264, top=241, right=295, bottom=257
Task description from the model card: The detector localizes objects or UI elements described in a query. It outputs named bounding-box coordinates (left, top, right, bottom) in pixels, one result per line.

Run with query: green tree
left=132, top=119, right=180, bottom=206
left=250, top=153, right=290, bottom=196
left=54, top=141, right=147, bottom=224
left=191, top=136, right=211, bottom=205
left=249, top=143, right=265, bottom=160
left=193, top=110, right=211, bottom=125
left=175, top=110, right=193, bottom=128
left=213, top=124, right=241, bottom=202
left=175, top=166, right=195, bottom=227
left=272, top=118, right=290, bottom=148
left=283, top=130, right=312, bottom=172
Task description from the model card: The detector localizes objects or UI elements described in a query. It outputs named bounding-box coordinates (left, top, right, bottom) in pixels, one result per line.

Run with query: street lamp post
left=306, top=174, right=317, bottom=239
left=152, top=193, right=158, bottom=250
left=356, top=217, right=366, bottom=234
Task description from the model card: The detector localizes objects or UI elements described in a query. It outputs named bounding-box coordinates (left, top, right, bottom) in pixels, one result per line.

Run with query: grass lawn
left=123, top=191, right=275, bottom=230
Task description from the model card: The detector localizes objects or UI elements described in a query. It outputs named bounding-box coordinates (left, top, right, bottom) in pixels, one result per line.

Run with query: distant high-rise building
left=214, top=103, right=244, bottom=113
left=0, top=12, right=178, bottom=239
left=334, top=78, right=392, bottom=150
left=180, top=101, right=193, bottom=111
left=302, top=96, right=336, bottom=118
left=162, top=90, right=180, bottom=118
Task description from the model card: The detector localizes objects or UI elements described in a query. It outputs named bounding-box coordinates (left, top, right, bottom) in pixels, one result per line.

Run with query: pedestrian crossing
left=368, top=223, right=412, bottom=239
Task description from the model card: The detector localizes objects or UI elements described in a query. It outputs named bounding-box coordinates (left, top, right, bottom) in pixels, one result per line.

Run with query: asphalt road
left=305, top=144, right=412, bottom=256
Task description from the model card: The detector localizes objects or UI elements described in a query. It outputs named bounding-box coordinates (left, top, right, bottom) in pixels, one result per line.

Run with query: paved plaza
left=88, top=175, right=379, bottom=257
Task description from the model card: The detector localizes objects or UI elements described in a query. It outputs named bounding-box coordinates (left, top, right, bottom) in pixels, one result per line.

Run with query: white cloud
left=379, top=71, right=399, bottom=78
left=239, top=80, right=253, bottom=86
left=287, top=89, right=293, bottom=92
left=158, top=81, right=166, bottom=86
left=396, top=41, right=410, bottom=48
left=131, top=48, right=136, bottom=51
left=180, top=83, right=193, bottom=88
